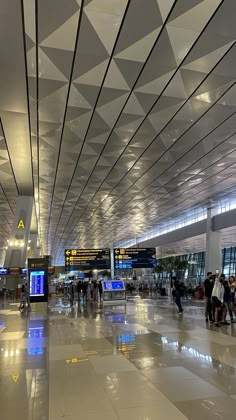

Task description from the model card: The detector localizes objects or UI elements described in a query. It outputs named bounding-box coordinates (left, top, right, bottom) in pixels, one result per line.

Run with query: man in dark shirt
left=173, top=277, right=184, bottom=314
left=223, top=279, right=233, bottom=323
left=204, top=272, right=214, bottom=322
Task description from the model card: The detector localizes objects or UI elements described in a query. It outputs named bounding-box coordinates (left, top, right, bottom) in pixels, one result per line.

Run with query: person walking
left=77, top=280, right=82, bottom=303
left=82, top=281, right=88, bottom=302
left=93, top=280, right=98, bottom=301
left=25, top=282, right=31, bottom=310
left=223, top=279, right=233, bottom=324
left=204, top=272, right=214, bottom=323
left=98, top=280, right=103, bottom=302
left=19, top=284, right=27, bottom=311
left=212, top=276, right=225, bottom=327
left=69, top=281, right=74, bottom=303
left=229, top=276, right=236, bottom=314
left=173, top=277, right=183, bottom=314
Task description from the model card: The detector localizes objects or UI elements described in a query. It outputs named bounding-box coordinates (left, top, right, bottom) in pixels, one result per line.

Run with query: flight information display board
left=30, top=271, right=45, bottom=296
left=65, top=249, right=110, bottom=271
left=114, top=248, right=156, bottom=269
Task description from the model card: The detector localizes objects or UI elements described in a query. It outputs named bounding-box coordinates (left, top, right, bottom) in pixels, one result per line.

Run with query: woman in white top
left=211, top=276, right=225, bottom=327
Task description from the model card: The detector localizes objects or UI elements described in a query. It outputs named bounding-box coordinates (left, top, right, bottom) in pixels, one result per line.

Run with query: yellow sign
left=12, top=373, right=19, bottom=383
left=65, top=358, right=88, bottom=364
left=17, top=219, right=25, bottom=229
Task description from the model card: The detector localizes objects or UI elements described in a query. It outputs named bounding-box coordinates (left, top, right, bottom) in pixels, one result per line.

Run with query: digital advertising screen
left=103, top=281, right=125, bottom=291
left=64, top=249, right=110, bottom=271
left=114, top=248, right=156, bottom=269
left=30, top=270, right=45, bottom=297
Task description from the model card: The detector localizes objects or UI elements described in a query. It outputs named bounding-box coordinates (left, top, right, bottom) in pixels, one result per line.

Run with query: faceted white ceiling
left=1, top=1, right=236, bottom=264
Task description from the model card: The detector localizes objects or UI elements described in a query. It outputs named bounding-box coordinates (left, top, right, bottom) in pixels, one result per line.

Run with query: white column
left=110, top=245, right=115, bottom=279
left=4, top=196, right=33, bottom=267
left=205, top=206, right=222, bottom=273
left=28, top=233, right=40, bottom=259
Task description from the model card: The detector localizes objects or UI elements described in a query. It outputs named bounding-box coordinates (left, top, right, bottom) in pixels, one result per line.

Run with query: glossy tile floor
left=1, top=297, right=236, bottom=419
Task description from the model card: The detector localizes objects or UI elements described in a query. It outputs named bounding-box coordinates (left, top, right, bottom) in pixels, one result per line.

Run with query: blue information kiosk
left=102, top=280, right=126, bottom=302
left=28, top=258, right=49, bottom=303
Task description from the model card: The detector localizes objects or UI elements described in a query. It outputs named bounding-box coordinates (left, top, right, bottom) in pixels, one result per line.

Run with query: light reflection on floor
left=1, top=297, right=236, bottom=419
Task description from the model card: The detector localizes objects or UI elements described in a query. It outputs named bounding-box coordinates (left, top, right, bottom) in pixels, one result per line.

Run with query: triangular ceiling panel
left=41, top=47, right=73, bottom=80
left=38, top=47, right=67, bottom=82
left=69, top=84, right=92, bottom=109
left=135, top=71, right=175, bottom=95
left=38, top=78, right=68, bottom=101
left=163, top=71, right=187, bottom=99
left=114, top=58, right=143, bottom=89
left=73, top=56, right=109, bottom=82
left=183, top=41, right=235, bottom=73
left=97, top=87, right=129, bottom=108
left=73, top=83, right=100, bottom=107
left=76, top=13, right=110, bottom=58
left=40, top=11, right=79, bottom=50
left=85, top=9, right=122, bottom=54
left=166, top=26, right=199, bottom=65
left=168, top=0, right=204, bottom=22
left=115, top=0, right=163, bottom=55
left=134, top=92, right=159, bottom=113
left=104, top=59, right=130, bottom=91
left=157, top=0, right=176, bottom=21
left=123, top=93, right=145, bottom=116
left=66, top=105, right=91, bottom=122
left=115, top=27, right=161, bottom=62
left=168, top=0, right=220, bottom=32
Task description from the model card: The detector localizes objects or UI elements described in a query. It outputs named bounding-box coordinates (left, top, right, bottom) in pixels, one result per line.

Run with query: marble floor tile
left=89, top=354, right=137, bottom=374
left=49, top=343, right=86, bottom=360
left=117, top=404, right=187, bottom=420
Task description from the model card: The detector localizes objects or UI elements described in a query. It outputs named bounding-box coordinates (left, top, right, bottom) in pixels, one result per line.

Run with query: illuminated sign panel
left=65, top=249, right=110, bottom=271
left=17, top=219, right=25, bottom=229
left=103, top=281, right=124, bottom=290
left=114, top=248, right=156, bottom=269
left=30, top=271, right=45, bottom=297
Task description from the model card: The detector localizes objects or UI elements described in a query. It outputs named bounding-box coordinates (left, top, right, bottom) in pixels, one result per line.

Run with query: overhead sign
left=17, top=219, right=25, bottom=229
left=114, top=248, right=156, bottom=269
left=64, top=249, right=110, bottom=271
left=28, top=257, right=48, bottom=269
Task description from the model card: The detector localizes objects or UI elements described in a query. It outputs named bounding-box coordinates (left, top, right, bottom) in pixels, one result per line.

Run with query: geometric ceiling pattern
left=2, top=1, right=236, bottom=264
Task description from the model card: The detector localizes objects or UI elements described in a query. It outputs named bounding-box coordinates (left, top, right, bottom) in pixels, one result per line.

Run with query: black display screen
left=114, top=248, right=156, bottom=269
left=65, top=249, right=110, bottom=271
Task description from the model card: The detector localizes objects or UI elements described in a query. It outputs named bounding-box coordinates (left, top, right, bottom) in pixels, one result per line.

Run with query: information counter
left=102, top=280, right=126, bottom=302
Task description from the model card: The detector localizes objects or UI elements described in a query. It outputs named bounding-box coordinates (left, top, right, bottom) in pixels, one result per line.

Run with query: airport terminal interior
left=2, top=0, right=236, bottom=419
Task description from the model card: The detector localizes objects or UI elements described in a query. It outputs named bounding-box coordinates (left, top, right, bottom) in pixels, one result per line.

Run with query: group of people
left=69, top=280, right=103, bottom=303
left=204, top=272, right=236, bottom=327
